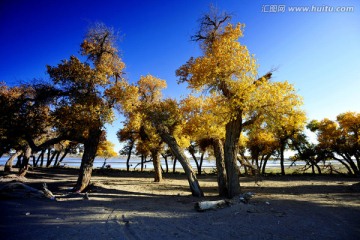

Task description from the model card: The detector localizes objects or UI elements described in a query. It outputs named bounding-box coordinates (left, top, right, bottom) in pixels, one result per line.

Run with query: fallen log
left=42, top=183, right=56, bottom=200
left=194, top=199, right=231, bottom=212
left=0, top=182, right=55, bottom=200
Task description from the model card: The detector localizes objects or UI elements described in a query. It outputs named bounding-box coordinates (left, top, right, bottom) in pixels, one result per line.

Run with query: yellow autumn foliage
left=97, top=140, right=118, bottom=159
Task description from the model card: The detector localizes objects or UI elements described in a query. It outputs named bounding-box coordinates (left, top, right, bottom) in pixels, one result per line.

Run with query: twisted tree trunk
left=74, top=129, right=102, bottom=192
left=4, top=150, right=23, bottom=173
left=19, top=146, right=32, bottom=177
left=224, top=115, right=242, bottom=198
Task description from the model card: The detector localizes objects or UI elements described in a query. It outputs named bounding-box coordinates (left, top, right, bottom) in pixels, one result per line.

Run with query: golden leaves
left=137, top=75, right=167, bottom=103
left=310, top=113, right=360, bottom=157
left=180, top=94, right=226, bottom=141
left=97, top=140, right=118, bottom=158
left=80, top=23, right=125, bottom=83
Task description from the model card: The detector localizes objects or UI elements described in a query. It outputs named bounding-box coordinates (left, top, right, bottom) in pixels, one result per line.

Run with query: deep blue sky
left=1, top=0, right=359, bottom=151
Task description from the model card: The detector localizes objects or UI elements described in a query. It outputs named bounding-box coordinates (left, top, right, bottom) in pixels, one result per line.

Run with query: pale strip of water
left=0, top=156, right=322, bottom=170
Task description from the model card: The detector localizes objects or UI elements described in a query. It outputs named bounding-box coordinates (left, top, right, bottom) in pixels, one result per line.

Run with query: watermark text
left=262, top=5, right=354, bottom=13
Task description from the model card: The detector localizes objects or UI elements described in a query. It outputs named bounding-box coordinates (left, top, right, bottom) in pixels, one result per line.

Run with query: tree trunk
left=141, top=154, right=145, bottom=172
left=126, top=141, right=134, bottom=172
left=46, top=148, right=51, bottom=167
left=151, top=149, right=162, bottom=182
left=55, top=147, right=70, bottom=167
left=4, top=150, right=23, bottom=173
left=162, top=154, right=169, bottom=173
left=53, top=151, right=61, bottom=167
left=280, top=143, right=285, bottom=175
left=74, top=129, right=102, bottom=192
left=19, top=147, right=32, bottom=177
left=212, top=138, right=228, bottom=197
left=346, top=158, right=360, bottom=176
left=315, top=163, right=322, bottom=174
left=224, top=116, right=242, bottom=198
left=336, top=158, right=353, bottom=175
left=46, top=150, right=58, bottom=167
left=32, top=155, right=36, bottom=167
left=173, top=158, right=177, bottom=173
left=40, top=151, right=44, bottom=167
left=239, top=156, right=249, bottom=175
left=261, top=155, right=271, bottom=175
left=255, top=158, right=260, bottom=173
left=15, top=154, right=22, bottom=168
left=35, top=149, right=45, bottom=167
left=158, top=129, right=203, bottom=197
left=189, top=147, right=201, bottom=175
left=199, top=151, right=205, bottom=174
left=311, top=164, right=315, bottom=175
left=101, top=159, right=107, bottom=169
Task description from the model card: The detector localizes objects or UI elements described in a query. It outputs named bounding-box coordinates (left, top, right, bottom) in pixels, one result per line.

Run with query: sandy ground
left=0, top=167, right=360, bottom=240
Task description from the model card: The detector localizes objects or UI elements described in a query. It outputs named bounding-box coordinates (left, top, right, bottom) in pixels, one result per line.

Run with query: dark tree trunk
left=238, top=156, right=249, bottom=175
left=46, top=148, right=51, bottom=167
left=255, top=158, right=260, bottom=173
left=151, top=149, right=162, bottom=182
left=46, top=150, right=58, bottom=167
left=35, top=149, right=45, bottom=167
left=280, top=143, right=285, bottom=175
left=165, top=157, right=169, bottom=173
left=19, top=147, right=32, bottom=177
left=158, top=129, right=204, bottom=197
left=190, top=152, right=200, bottom=175
left=311, top=164, right=315, bottom=175
left=224, top=116, right=242, bottom=198
left=32, top=155, right=36, bottom=167
left=315, top=163, right=322, bottom=174
left=4, top=150, right=23, bottom=173
left=199, top=151, right=205, bottom=173
left=261, top=155, right=271, bottom=175
left=336, top=158, right=353, bottom=175
left=141, top=154, right=145, bottom=172
left=55, top=147, right=70, bottom=167
left=212, top=138, right=228, bottom=197
left=162, top=154, right=169, bottom=173
left=173, top=158, right=177, bottom=173
left=40, top=151, right=45, bottom=167
left=356, top=157, right=360, bottom=174
left=15, top=154, right=22, bottom=168
left=53, top=151, right=61, bottom=167
left=126, top=141, right=134, bottom=172
left=101, top=159, right=107, bottom=169
left=74, top=129, right=102, bottom=192
left=346, top=158, right=360, bottom=176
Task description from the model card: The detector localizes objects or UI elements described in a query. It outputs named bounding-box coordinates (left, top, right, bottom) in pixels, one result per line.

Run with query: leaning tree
left=108, top=75, right=204, bottom=196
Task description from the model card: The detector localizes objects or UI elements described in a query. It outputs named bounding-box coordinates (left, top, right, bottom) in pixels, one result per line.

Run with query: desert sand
left=1, top=167, right=359, bottom=240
